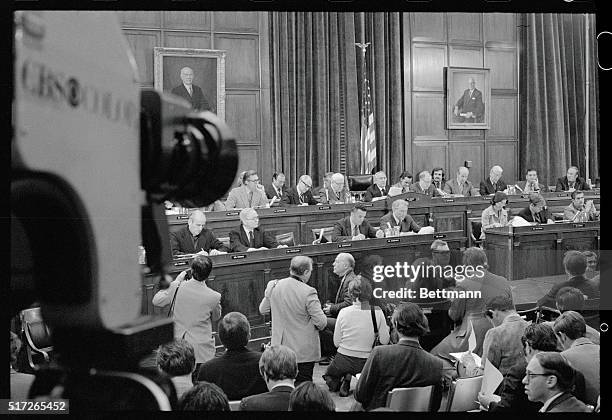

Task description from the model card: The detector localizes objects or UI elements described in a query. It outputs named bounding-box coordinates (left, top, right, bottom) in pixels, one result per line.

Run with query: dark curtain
left=269, top=12, right=404, bottom=185
left=519, top=14, right=599, bottom=186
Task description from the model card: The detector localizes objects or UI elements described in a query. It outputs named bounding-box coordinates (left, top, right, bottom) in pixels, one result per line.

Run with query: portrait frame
left=446, top=67, right=491, bottom=130
left=153, top=47, right=226, bottom=120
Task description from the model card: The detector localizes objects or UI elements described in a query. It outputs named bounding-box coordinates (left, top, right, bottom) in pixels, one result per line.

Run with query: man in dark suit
left=171, top=66, right=214, bottom=112
left=281, top=174, right=319, bottom=206
left=355, top=303, right=444, bottom=411
left=332, top=203, right=385, bottom=242
left=264, top=171, right=287, bottom=203
left=229, top=208, right=286, bottom=252
left=517, top=193, right=554, bottom=224
left=197, top=312, right=268, bottom=400
left=537, top=251, right=599, bottom=308
left=453, top=77, right=485, bottom=123
left=522, top=352, right=590, bottom=412
left=379, top=199, right=421, bottom=234
left=240, top=345, right=298, bottom=411
left=515, top=168, right=547, bottom=194
left=480, top=165, right=508, bottom=195
left=556, top=166, right=591, bottom=192
left=169, top=210, right=229, bottom=256
left=363, top=171, right=388, bottom=202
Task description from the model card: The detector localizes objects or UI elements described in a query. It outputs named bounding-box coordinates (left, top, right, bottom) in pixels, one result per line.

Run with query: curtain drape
left=519, top=13, right=599, bottom=186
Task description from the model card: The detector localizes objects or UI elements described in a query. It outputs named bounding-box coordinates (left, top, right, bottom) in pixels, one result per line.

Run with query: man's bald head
left=331, top=173, right=345, bottom=192
left=490, top=165, right=503, bottom=183
left=457, top=166, right=469, bottom=184
left=188, top=210, right=206, bottom=236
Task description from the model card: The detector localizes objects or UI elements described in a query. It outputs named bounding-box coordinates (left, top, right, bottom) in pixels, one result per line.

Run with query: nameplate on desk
left=433, top=234, right=446, bottom=239
left=443, top=199, right=455, bottom=203
left=531, top=226, right=544, bottom=231
left=557, top=193, right=569, bottom=197
left=482, top=196, right=492, bottom=200
left=338, top=243, right=352, bottom=248
left=386, top=238, right=400, bottom=243
left=225, top=211, right=240, bottom=216
left=273, top=208, right=287, bottom=213
left=521, top=194, right=530, bottom=199
left=286, top=248, right=302, bottom=254
left=406, top=197, right=417, bottom=202
left=173, top=260, right=189, bottom=267
left=318, top=205, right=332, bottom=210
left=231, top=254, right=247, bottom=260
left=175, top=215, right=189, bottom=220
left=573, top=223, right=585, bottom=228
left=361, top=203, right=374, bottom=207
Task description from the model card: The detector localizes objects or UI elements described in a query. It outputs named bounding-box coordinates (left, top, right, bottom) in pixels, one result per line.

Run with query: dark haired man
left=332, top=203, right=384, bottom=242
left=264, top=172, right=287, bottom=201
left=156, top=339, right=196, bottom=400
left=517, top=193, right=554, bottom=224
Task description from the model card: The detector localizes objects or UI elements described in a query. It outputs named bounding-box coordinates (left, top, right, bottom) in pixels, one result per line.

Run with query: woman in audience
left=323, top=277, right=390, bottom=397
left=480, top=191, right=509, bottom=239
left=288, top=382, right=335, bottom=411
left=178, top=382, right=230, bottom=411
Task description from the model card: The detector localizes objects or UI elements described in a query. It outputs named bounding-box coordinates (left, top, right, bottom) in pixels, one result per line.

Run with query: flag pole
left=356, top=41, right=370, bottom=174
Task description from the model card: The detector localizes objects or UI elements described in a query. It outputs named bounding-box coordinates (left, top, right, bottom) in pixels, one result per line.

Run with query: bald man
left=453, top=77, right=485, bottom=123
left=480, top=165, right=507, bottom=195
left=171, top=66, right=213, bottom=112
left=281, top=174, right=319, bottom=206
left=443, top=166, right=480, bottom=196
left=169, top=210, right=229, bottom=256
left=379, top=199, right=421, bottom=234
left=229, top=208, right=286, bottom=252
left=363, top=171, right=388, bottom=202
left=318, top=173, right=351, bottom=204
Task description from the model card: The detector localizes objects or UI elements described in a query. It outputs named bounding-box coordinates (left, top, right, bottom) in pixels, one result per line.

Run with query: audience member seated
left=178, top=381, right=230, bottom=411
left=389, top=171, right=413, bottom=195
left=410, top=171, right=442, bottom=197
left=156, top=339, right=196, bottom=400
left=443, top=166, right=480, bottom=196
left=522, top=352, right=590, bottom=412
left=480, top=165, right=507, bottom=195
left=582, top=251, right=599, bottom=280
left=363, top=171, right=388, bottom=202
left=229, top=208, right=287, bottom=252
left=536, top=251, right=599, bottom=308
left=264, top=171, right=288, bottom=203
left=10, top=331, right=35, bottom=400
left=354, top=303, right=443, bottom=411
left=258, top=257, right=327, bottom=384
left=546, top=287, right=600, bottom=344
left=517, top=193, right=554, bottom=224
left=281, top=174, right=319, bottom=206
left=556, top=166, right=591, bottom=192
left=240, top=345, right=298, bottom=411
left=478, top=323, right=557, bottom=412
left=480, top=192, right=510, bottom=239
left=406, top=239, right=456, bottom=302
left=288, top=381, right=335, bottom=411
left=553, top=311, right=600, bottom=406
left=481, top=296, right=529, bottom=377
left=431, top=167, right=446, bottom=191
left=318, top=173, right=351, bottom=204
left=431, top=248, right=511, bottom=363
left=563, top=190, right=599, bottom=222
left=515, top=168, right=546, bottom=194
left=323, top=277, right=390, bottom=397
left=197, top=312, right=268, bottom=400
left=225, top=170, right=270, bottom=209
left=169, top=210, right=229, bottom=256
left=332, top=203, right=384, bottom=242
left=379, top=199, right=421, bottom=234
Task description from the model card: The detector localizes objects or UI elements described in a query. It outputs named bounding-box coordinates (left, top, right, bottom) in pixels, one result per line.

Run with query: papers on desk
left=450, top=320, right=482, bottom=367
left=481, top=360, right=504, bottom=396
left=417, top=226, right=435, bottom=235
left=387, top=186, right=403, bottom=197
left=509, top=216, right=531, bottom=227
left=371, top=196, right=386, bottom=202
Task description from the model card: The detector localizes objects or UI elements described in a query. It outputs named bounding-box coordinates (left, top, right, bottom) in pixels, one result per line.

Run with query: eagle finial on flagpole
left=355, top=42, right=370, bottom=58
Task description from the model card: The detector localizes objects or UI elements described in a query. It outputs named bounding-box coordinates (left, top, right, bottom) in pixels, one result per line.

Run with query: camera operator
left=153, top=255, right=222, bottom=370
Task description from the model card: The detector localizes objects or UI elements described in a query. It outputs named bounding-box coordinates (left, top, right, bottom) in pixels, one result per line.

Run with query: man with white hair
left=444, top=166, right=480, bottom=196
left=171, top=66, right=213, bottom=112
left=170, top=209, right=229, bottom=256
left=363, top=171, right=388, bottom=202
left=480, top=165, right=507, bottom=195
left=229, top=208, right=287, bottom=252
left=453, top=76, right=485, bottom=123
left=409, top=171, right=442, bottom=197
left=319, top=173, right=351, bottom=204
left=282, top=174, right=318, bottom=206
left=379, top=199, right=421, bottom=234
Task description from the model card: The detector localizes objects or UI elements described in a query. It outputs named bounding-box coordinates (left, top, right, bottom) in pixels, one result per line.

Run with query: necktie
left=569, top=182, right=575, bottom=189
left=299, top=193, right=304, bottom=204
left=249, top=231, right=255, bottom=247
left=248, top=191, right=253, bottom=207
left=353, top=226, right=359, bottom=237
left=192, top=236, right=198, bottom=250
left=381, top=188, right=385, bottom=196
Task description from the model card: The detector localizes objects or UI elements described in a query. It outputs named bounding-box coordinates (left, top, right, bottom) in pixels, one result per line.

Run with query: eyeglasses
left=300, top=180, right=312, bottom=189
left=247, top=178, right=260, bottom=183
left=524, top=372, right=553, bottom=383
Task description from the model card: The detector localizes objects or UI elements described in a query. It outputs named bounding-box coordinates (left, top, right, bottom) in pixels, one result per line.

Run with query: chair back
left=386, top=385, right=434, bottom=411
left=348, top=174, right=373, bottom=192
left=445, top=375, right=483, bottom=412
left=311, top=227, right=334, bottom=243
left=275, top=232, right=295, bottom=247
left=229, top=400, right=241, bottom=411
left=20, top=307, right=53, bottom=370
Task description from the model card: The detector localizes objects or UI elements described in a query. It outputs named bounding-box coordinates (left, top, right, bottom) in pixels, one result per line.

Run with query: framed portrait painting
left=153, top=47, right=226, bottom=120
left=446, top=67, right=490, bottom=130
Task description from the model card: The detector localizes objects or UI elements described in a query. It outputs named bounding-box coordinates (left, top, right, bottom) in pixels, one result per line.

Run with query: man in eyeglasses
left=281, top=174, right=318, bottom=206
left=225, top=170, right=270, bottom=209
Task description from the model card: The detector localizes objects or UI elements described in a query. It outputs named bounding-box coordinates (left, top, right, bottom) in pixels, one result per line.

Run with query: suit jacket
left=363, top=184, right=387, bottom=202
left=489, top=359, right=542, bottom=413
left=355, top=338, right=443, bottom=411
left=317, top=187, right=351, bottom=204
left=454, top=88, right=484, bottom=122
left=330, top=270, right=358, bottom=318
left=379, top=211, right=421, bottom=233
left=229, top=225, right=278, bottom=252
left=444, top=179, right=480, bottom=196
left=480, top=177, right=508, bottom=195
left=259, top=276, right=327, bottom=363
left=170, top=83, right=212, bottom=112
left=410, top=182, right=442, bottom=197
left=481, top=314, right=529, bottom=376
left=561, top=337, right=600, bottom=406
left=169, top=225, right=229, bottom=255
left=225, top=185, right=269, bottom=209
left=555, top=176, right=591, bottom=192
left=516, top=180, right=547, bottom=194
left=264, top=183, right=287, bottom=200
left=536, top=275, right=599, bottom=308
left=332, top=216, right=378, bottom=242
left=281, top=186, right=318, bottom=206
left=544, top=392, right=590, bottom=413
left=517, top=206, right=553, bottom=224
left=172, top=279, right=222, bottom=363
left=239, top=385, right=294, bottom=411
left=197, top=347, right=268, bottom=400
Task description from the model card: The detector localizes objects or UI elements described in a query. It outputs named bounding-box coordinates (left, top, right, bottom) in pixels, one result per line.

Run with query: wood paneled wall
left=118, top=11, right=271, bottom=187
left=404, top=13, right=519, bottom=185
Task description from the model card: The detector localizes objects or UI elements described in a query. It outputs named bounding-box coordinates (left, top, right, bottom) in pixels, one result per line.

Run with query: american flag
left=360, top=63, right=376, bottom=174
